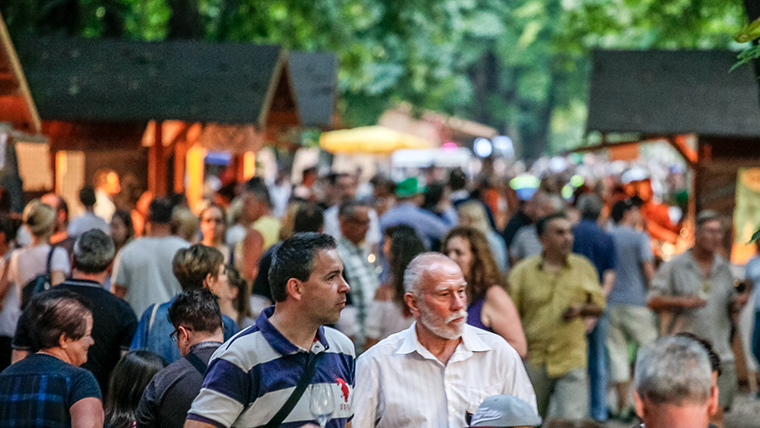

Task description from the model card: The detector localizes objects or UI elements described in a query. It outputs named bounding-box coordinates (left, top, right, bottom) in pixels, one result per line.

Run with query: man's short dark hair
left=449, top=169, right=467, bottom=191
left=73, top=229, right=116, bottom=273
left=294, top=202, right=324, bottom=233
left=338, top=200, right=369, bottom=219
left=148, top=197, right=174, bottom=224
left=327, top=172, right=349, bottom=186
left=26, top=289, right=92, bottom=352
left=173, top=244, right=225, bottom=291
left=245, top=177, right=272, bottom=207
left=611, top=199, right=633, bottom=224
left=268, top=232, right=337, bottom=302
left=536, top=213, right=567, bottom=237
left=79, top=186, right=97, bottom=207
left=167, top=289, right=223, bottom=334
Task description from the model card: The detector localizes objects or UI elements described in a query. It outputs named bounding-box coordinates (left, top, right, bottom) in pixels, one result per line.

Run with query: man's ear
left=286, top=278, right=304, bottom=301
left=404, top=292, right=419, bottom=317
left=707, top=384, right=719, bottom=416
left=633, top=391, right=645, bottom=421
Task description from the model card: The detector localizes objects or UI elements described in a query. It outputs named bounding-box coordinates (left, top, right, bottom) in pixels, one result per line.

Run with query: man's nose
left=338, top=275, right=350, bottom=294
left=452, top=292, right=466, bottom=311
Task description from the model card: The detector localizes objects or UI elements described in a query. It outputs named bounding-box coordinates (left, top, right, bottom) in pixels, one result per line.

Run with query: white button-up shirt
left=353, top=323, right=537, bottom=428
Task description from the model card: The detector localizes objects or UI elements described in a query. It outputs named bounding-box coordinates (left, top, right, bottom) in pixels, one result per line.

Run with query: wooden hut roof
left=288, top=51, right=338, bottom=128
left=586, top=50, right=760, bottom=137
left=15, top=36, right=297, bottom=127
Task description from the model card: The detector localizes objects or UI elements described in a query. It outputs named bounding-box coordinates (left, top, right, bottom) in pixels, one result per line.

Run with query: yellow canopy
left=319, top=126, right=433, bottom=154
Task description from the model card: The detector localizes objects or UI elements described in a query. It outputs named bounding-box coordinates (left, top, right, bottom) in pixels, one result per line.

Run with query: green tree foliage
left=0, top=0, right=748, bottom=158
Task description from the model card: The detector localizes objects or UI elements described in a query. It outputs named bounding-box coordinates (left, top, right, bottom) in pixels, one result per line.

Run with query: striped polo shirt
left=187, top=306, right=356, bottom=428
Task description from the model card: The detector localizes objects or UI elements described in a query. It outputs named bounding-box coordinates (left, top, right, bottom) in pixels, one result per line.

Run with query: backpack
left=20, top=245, right=57, bottom=309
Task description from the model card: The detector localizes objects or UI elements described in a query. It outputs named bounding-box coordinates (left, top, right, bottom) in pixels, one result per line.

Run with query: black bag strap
left=185, top=352, right=208, bottom=376
left=45, top=244, right=57, bottom=276
left=262, top=352, right=323, bottom=428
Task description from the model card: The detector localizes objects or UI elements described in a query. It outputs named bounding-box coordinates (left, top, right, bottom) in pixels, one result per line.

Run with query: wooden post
left=149, top=121, right=166, bottom=196
left=174, top=138, right=187, bottom=194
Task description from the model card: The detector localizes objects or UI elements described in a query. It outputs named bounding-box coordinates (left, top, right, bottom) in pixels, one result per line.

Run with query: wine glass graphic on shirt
left=310, top=383, right=335, bottom=427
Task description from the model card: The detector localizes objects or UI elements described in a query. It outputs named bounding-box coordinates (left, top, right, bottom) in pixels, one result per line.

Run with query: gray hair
left=577, top=193, right=603, bottom=221
left=635, top=336, right=713, bottom=406
left=403, top=252, right=453, bottom=295
left=73, top=229, right=116, bottom=274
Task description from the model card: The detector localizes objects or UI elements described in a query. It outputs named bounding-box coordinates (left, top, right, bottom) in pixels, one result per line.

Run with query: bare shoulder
left=374, top=284, right=393, bottom=301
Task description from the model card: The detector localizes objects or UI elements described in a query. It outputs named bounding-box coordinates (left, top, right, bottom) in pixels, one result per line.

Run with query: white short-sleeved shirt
left=1, top=245, right=71, bottom=337
left=353, top=323, right=537, bottom=428
left=111, top=236, right=189, bottom=316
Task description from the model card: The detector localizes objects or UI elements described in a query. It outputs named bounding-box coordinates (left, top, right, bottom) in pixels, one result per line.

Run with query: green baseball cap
left=395, top=177, right=425, bottom=198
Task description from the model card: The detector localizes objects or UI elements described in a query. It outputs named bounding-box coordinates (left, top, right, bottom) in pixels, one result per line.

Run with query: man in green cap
left=378, top=177, right=455, bottom=247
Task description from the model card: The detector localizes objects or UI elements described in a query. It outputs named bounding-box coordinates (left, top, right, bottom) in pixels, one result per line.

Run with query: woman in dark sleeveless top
left=443, top=226, right=527, bottom=358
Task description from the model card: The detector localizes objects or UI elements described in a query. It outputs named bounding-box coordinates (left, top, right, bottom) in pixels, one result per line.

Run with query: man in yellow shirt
left=239, top=178, right=281, bottom=282
left=508, top=213, right=605, bottom=420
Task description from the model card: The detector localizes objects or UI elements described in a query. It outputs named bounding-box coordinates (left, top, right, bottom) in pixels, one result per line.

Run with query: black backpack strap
left=45, top=244, right=57, bottom=276
left=185, top=352, right=208, bottom=376
left=262, top=352, right=323, bottom=428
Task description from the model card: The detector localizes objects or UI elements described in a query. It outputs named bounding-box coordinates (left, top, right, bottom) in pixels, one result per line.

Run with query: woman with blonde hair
left=443, top=226, right=527, bottom=357
left=457, top=200, right=508, bottom=272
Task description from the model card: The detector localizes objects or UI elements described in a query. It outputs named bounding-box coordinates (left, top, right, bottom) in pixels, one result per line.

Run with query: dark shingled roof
left=586, top=50, right=760, bottom=137
left=15, top=36, right=286, bottom=125
left=289, top=51, right=337, bottom=128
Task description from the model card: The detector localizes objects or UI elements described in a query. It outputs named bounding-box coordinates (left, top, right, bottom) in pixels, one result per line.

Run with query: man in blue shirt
left=606, top=198, right=656, bottom=422
left=379, top=177, right=455, bottom=248
left=572, top=194, right=615, bottom=422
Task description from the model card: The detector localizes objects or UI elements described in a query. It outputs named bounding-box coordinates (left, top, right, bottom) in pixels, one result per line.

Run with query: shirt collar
left=189, top=341, right=222, bottom=353
left=396, top=322, right=491, bottom=358
left=339, top=236, right=363, bottom=253
left=685, top=249, right=727, bottom=275
left=255, top=306, right=329, bottom=356
left=63, top=278, right=104, bottom=288
left=537, top=253, right=570, bottom=270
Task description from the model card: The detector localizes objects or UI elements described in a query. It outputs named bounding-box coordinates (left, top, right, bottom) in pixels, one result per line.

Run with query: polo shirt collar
left=63, top=278, right=104, bottom=288
left=188, top=340, right=223, bottom=353
left=255, top=306, right=329, bottom=356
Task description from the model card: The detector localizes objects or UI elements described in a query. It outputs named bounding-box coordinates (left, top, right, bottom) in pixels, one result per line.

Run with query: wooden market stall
left=0, top=13, right=47, bottom=212
left=14, top=36, right=307, bottom=209
left=583, top=49, right=760, bottom=250
left=582, top=49, right=760, bottom=389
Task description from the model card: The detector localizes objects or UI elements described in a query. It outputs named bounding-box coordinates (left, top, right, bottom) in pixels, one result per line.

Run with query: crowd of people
left=0, top=161, right=750, bottom=428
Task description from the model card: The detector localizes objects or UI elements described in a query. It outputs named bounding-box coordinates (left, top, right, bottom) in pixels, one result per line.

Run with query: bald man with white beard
left=353, top=253, right=536, bottom=428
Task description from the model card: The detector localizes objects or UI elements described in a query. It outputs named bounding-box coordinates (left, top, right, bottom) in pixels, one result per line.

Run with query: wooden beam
left=174, top=139, right=187, bottom=194
left=569, top=138, right=657, bottom=154
left=666, top=135, right=698, bottom=169
left=149, top=121, right=166, bottom=196
left=0, top=12, right=41, bottom=133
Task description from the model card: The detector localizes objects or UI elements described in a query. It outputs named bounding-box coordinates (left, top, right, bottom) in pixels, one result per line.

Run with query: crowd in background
left=0, top=158, right=749, bottom=428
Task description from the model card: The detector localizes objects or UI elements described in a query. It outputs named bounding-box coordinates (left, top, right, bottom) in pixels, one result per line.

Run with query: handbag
left=262, top=352, right=324, bottom=428
left=21, top=245, right=57, bottom=309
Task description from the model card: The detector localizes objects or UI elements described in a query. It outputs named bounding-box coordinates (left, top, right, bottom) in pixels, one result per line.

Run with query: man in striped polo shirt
left=185, top=232, right=355, bottom=428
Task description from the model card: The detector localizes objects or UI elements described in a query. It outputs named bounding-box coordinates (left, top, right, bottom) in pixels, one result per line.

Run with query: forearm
left=602, top=270, right=615, bottom=297
left=647, top=295, right=691, bottom=311
left=579, top=303, right=604, bottom=318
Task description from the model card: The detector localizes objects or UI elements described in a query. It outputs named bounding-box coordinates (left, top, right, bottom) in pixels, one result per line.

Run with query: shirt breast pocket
left=466, top=384, right=502, bottom=415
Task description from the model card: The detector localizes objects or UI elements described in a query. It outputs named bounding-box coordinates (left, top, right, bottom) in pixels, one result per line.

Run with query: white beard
left=419, top=304, right=468, bottom=340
